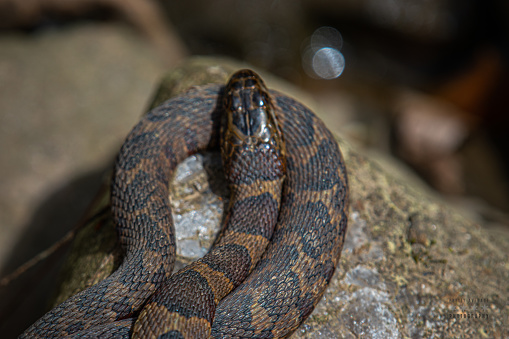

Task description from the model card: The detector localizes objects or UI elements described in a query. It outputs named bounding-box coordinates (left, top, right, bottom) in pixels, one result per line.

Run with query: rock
left=44, top=58, right=509, bottom=338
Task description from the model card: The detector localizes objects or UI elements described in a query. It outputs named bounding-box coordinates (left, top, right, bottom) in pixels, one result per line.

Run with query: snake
left=20, top=69, right=349, bottom=338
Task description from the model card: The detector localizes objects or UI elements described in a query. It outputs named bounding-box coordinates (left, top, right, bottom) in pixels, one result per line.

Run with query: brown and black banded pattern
left=21, top=70, right=349, bottom=339
left=211, top=92, right=348, bottom=339
left=132, top=70, right=287, bottom=338
left=21, top=85, right=223, bottom=339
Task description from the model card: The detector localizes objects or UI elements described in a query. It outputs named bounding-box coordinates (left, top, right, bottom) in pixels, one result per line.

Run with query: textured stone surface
left=0, top=23, right=166, bottom=273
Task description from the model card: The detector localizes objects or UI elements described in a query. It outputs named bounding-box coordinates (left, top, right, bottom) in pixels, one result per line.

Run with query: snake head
left=221, top=69, right=286, bottom=182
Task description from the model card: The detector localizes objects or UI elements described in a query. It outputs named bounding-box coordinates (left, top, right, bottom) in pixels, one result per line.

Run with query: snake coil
left=21, top=69, right=348, bottom=339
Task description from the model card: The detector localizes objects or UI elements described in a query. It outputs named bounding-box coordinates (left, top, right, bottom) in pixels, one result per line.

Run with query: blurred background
left=0, top=0, right=508, bottom=337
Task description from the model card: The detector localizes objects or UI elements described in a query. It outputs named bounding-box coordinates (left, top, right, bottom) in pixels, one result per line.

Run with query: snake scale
left=21, top=69, right=349, bottom=338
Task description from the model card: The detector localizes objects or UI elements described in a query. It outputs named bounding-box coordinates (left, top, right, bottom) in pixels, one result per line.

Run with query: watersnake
left=21, top=69, right=349, bottom=338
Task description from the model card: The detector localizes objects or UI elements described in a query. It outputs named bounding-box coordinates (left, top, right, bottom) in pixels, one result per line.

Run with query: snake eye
left=231, top=93, right=243, bottom=112
left=252, top=90, right=267, bottom=108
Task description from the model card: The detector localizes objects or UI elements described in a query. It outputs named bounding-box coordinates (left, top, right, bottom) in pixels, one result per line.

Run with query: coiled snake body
left=21, top=70, right=349, bottom=338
